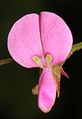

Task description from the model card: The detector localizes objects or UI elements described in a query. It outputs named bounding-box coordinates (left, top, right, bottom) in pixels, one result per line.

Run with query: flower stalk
left=0, top=58, right=12, bottom=65
left=72, top=42, right=82, bottom=52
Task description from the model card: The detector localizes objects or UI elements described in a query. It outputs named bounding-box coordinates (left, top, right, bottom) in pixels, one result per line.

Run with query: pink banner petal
left=38, top=68, right=56, bottom=113
left=40, top=11, right=73, bottom=64
left=8, top=13, right=43, bottom=68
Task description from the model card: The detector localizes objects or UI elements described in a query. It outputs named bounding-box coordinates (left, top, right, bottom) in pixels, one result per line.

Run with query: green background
left=0, top=0, right=82, bottom=119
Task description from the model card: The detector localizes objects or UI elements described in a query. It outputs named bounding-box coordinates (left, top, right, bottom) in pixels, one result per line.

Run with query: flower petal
left=38, top=68, right=56, bottom=113
left=40, top=11, right=73, bottom=64
left=8, top=13, right=43, bottom=68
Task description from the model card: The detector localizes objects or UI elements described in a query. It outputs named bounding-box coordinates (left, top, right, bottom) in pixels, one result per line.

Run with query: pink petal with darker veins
left=38, top=68, right=56, bottom=113
left=8, top=13, right=43, bottom=68
left=40, top=11, right=73, bottom=64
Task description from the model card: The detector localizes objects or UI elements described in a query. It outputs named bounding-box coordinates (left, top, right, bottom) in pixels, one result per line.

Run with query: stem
left=0, top=58, right=13, bottom=65
left=72, top=42, right=82, bottom=52
left=59, top=42, right=82, bottom=66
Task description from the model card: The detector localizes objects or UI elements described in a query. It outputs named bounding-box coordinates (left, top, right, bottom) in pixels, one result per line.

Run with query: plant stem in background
left=72, top=42, right=82, bottom=52
left=0, top=58, right=13, bottom=65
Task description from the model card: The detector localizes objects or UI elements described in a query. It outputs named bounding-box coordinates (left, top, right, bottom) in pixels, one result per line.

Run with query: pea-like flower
left=7, top=12, right=73, bottom=113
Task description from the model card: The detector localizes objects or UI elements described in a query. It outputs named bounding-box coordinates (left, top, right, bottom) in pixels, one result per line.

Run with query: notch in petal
left=40, top=11, right=73, bottom=64
left=8, top=13, right=43, bottom=68
left=38, top=68, right=56, bottom=113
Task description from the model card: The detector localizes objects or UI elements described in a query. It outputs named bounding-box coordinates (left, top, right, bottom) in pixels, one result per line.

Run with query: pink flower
left=7, top=12, right=73, bottom=113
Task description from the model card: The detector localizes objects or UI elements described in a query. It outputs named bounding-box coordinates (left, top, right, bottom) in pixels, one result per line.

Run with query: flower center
left=32, top=53, right=53, bottom=68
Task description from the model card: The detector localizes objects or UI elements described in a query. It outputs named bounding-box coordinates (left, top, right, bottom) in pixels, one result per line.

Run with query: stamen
left=33, top=55, right=43, bottom=68
left=33, top=55, right=40, bottom=63
left=45, top=54, right=53, bottom=63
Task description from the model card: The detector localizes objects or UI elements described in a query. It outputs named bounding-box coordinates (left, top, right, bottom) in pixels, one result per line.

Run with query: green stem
left=72, top=42, right=82, bottom=52
left=0, top=43, right=81, bottom=66
left=0, top=58, right=13, bottom=65
left=59, top=42, right=82, bottom=66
